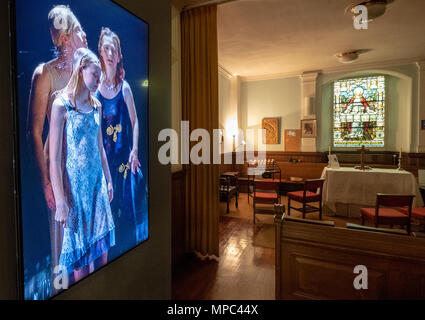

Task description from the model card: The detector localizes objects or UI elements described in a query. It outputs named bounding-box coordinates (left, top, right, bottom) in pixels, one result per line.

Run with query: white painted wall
left=232, top=63, right=419, bottom=152
left=239, top=77, right=302, bottom=151
left=219, top=72, right=241, bottom=152
left=219, top=72, right=232, bottom=130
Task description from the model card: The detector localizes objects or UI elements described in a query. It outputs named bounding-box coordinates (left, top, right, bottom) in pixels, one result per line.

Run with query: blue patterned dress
left=58, top=96, right=115, bottom=270
left=96, top=82, right=147, bottom=258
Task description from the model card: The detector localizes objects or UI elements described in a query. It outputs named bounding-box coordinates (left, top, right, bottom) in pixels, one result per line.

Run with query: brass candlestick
left=397, top=155, right=403, bottom=171
left=354, top=145, right=372, bottom=171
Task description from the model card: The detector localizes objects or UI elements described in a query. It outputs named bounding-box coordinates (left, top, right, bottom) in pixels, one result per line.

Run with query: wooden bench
left=275, top=213, right=425, bottom=299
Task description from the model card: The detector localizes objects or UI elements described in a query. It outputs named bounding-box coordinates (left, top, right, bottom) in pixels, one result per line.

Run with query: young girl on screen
left=27, top=5, right=88, bottom=277
left=96, top=27, right=146, bottom=257
left=49, top=48, right=115, bottom=281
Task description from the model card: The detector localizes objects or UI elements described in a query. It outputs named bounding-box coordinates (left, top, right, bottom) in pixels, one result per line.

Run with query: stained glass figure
left=333, top=76, right=385, bottom=147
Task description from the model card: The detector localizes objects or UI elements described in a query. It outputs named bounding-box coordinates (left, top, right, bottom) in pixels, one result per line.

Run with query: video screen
left=13, top=0, right=149, bottom=299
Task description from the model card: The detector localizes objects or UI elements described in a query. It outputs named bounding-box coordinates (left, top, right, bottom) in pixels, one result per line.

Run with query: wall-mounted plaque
left=262, top=118, right=280, bottom=144
left=284, top=129, right=301, bottom=152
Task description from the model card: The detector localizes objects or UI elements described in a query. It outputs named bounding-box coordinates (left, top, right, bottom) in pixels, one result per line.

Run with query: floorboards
left=172, top=193, right=362, bottom=300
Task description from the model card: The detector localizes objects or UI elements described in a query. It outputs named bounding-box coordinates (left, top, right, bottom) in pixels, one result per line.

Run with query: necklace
left=56, top=59, right=72, bottom=71
left=103, top=81, right=116, bottom=91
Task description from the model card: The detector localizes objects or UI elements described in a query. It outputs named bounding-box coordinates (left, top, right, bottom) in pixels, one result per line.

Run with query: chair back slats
left=220, top=177, right=229, bottom=191
left=254, top=180, right=278, bottom=192
left=304, top=179, right=325, bottom=192
left=247, top=158, right=282, bottom=182
left=376, top=194, right=415, bottom=207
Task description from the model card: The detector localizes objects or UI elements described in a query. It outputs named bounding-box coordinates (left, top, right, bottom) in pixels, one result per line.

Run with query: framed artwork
left=421, top=120, right=425, bottom=130
left=262, top=117, right=280, bottom=144
left=301, top=119, right=316, bottom=138
left=284, top=129, right=301, bottom=152
left=333, top=76, right=385, bottom=147
left=12, top=0, right=149, bottom=299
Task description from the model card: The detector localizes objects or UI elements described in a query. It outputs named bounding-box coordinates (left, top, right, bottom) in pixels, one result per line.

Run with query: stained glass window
left=333, top=76, right=385, bottom=147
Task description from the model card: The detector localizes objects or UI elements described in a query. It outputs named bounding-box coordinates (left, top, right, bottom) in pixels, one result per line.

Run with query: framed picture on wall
left=301, top=119, right=316, bottom=138
left=284, top=129, right=301, bottom=152
left=11, top=0, right=149, bottom=300
left=262, top=117, right=280, bottom=144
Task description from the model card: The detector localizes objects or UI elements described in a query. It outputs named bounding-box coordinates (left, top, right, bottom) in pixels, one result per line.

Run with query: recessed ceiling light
left=346, top=0, right=394, bottom=22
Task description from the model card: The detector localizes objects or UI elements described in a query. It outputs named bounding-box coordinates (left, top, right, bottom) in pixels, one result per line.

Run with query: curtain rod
left=182, top=0, right=239, bottom=12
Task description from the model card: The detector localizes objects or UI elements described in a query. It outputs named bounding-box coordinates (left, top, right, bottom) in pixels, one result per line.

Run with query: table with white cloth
left=321, top=167, right=424, bottom=217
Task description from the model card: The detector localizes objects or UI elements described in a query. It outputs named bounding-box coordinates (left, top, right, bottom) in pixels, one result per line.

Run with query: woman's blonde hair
left=48, top=5, right=79, bottom=50
left=98, top=27, right=124, bottom=89
left=62, top=47, right=100, bottom=112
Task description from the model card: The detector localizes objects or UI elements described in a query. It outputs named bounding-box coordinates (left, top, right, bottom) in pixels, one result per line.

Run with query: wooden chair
left=247, top=171, right=255, bottom=204
left=360, top=194, right=415, bottom=235
left=263, top=159, right=282, bottom=182
left=253, top=180, right=280, bottom=224
left=247, top=160, right=259, bottom=204
left=287, top=179, right=325, bottom=220
left=220, top=175, right=239, bottom=213
left=247, top=159, right=281, bottom=203
left=399, top=206, right=425, bottom=231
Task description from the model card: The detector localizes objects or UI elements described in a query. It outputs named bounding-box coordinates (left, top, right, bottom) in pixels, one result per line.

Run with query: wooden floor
left=172, top=216, right=275, bottom=300
left=172, top=193, right=361, bottom=300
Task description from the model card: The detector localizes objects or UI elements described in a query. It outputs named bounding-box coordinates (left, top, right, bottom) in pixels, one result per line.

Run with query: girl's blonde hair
left=62, top=48, right=100, bottom=112
left=48, top=5, right=79, bottom=50
left=98, top=27, right=124, bottom=89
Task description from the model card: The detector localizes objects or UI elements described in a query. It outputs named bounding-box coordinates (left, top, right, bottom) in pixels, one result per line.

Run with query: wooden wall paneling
left=275, top=217, right=425, bottom=300
left=172, top=170, right=186, bottom=273
left=217, top=151, right=425, bottom=180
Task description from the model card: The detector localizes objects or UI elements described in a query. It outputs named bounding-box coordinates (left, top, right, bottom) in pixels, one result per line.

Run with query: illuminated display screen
left=13, top=0, right=149, bottom=299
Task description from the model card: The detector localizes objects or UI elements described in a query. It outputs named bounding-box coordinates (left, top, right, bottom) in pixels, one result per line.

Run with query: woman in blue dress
left=96, top=27, right=145, bottom=257
left=49, top=48, right=115, bottom=282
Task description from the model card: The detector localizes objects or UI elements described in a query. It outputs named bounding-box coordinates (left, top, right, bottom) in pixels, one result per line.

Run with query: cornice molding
left=218, top=64, right=234, bottom=80
left=238, top=57, right=425, bottom=83
left=240, top=71, right=301, bottom=82
left=416, top=60, right=425, bottom=71
left=301, top=71, right=320, bottom=82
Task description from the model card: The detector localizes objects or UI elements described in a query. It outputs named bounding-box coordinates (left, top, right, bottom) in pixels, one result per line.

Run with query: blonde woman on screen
left=49, top=48, right=115, bottom=281
left=26, top=5, right=88, bottom=275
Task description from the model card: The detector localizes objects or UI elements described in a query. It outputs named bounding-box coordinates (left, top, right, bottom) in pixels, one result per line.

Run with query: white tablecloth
left=321, top=167, right=424, bottom=217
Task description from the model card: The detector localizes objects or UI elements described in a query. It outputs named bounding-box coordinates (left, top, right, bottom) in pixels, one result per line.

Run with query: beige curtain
left=181, top=5, right=219, bottom=258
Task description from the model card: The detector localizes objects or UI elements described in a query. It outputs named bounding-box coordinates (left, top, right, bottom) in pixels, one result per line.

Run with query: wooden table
left=221, top=171, right=239, bottom=177
left=321, top=167, right=424, bottom=217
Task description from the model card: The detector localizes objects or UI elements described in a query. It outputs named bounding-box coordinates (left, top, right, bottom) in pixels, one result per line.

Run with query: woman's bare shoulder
left=122, top=80, right=134, bottom=98
left=36, top=58, right=60, bottom=76
left=31, top=62, right=50, bottom=84
left=44, top=57, right=62, bottom=69
left=51, top=94, right=67, bottom=113
left=123, top=79, right=134, bottom=91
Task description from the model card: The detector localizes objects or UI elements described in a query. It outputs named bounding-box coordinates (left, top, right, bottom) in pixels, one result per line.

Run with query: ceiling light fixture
left=335, top=49, right=372, bottom=64
left=335, top=51, right=359, bottom=64
left=346, top=0, right=394, bottom=22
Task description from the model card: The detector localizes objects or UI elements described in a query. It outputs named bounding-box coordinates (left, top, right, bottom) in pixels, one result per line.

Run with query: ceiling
left=217, top=0, right=425, bottom=78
